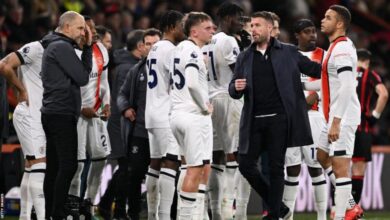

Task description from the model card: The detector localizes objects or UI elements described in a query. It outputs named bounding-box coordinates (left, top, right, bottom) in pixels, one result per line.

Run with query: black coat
left=229, top=39, right=321, bottom=154
left=117, top=58, right=147, bottom=148
left=107, top=49, right=140, bottom=159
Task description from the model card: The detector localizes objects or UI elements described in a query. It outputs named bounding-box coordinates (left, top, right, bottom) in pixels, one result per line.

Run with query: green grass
left=3, top=212, right=390, bottom=220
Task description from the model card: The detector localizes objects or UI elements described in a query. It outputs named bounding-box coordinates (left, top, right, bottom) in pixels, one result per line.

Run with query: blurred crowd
left=0, top=0, right=389, bottom=144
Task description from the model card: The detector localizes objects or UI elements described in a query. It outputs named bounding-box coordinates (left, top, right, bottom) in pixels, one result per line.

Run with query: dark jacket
left=117, top=58, right=147, bottom=147
left=229, top=39, right=321, bottom=154
left=107, top=48, right=140, bottom=158
left=40, top=32, right=92, bottom=117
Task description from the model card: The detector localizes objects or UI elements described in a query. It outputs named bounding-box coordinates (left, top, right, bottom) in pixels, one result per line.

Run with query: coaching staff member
left=41, top=11, right=92, bottom=219
left=229, top=11, right=321, bottom=220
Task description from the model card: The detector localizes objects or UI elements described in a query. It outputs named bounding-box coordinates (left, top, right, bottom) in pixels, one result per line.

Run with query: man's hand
left=328, top=117, right=341, bottom=143
left=18, top=90, right=28, bottom=105
left=235, top=78, right=247, bottom=92
left=84, top=25, right=93, bottom=46
left=124, top=108, right=136, bottom=122
left=206, top=102, right=213, bottom=115
left=81, top=107, right=97, bottom=118
left=100, top=104, right=111, bottom=121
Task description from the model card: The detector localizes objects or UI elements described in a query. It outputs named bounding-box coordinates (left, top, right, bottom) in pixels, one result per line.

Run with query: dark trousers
left=99, top=157, right=129, bottom=216
left=127, top=136, right=150, bottom=217
left=238, top=114, right=288, bottom=219
left=42, top=114, right=78, bottom=219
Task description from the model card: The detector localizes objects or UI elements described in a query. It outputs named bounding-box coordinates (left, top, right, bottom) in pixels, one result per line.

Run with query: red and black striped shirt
left=356, top=67, right=382, bottom=132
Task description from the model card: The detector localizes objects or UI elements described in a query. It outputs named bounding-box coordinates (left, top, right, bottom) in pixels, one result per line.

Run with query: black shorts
left=352, top=130, right=372, bottom=162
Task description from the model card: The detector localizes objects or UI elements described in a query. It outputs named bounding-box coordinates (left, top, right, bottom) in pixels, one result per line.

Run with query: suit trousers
left=239, top=114, right=288, bottom=219
left=42, top=113, right=78, bottom=219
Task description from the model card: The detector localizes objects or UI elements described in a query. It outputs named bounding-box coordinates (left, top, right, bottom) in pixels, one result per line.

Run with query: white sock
left=335, top=177, right=352, bottom=219
left=178, top=191, right=197, bottom=220
left=208, top=164, right=225, bottom=220
left=29, top=163, right=46, bottom=220
left=223, top=161, right=237, bottom=220
left=347, top=195, right=356, bottom=209
left=311, top=174, right=327, bottom=220
left=68, top=162, right=84, bottom=197
left=85, top=159, right=106, bottom=204
left=203, top=192, right=210, bottom=220
left=282, top=175, right=299, bottom=219
left=146, top=167, right=160, bottom=219
left=193, top=184, right=206, bottom=220
left=20, top=168, right=32, bottom=220
left=158, top=168, right=177, bottom=220
left=234, top=171, right=251, bottom=220
left=177, top=166, right=187, bottom=218
left=325, top=167, right=356, bottom=210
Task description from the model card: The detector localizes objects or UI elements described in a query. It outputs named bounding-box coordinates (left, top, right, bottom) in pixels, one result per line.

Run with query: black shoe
left=128, top=213, right=140, bottom=220
left=113, top=210, right=129, bottom=220
left=280, top=202, right=292, bottom=220
left=67, top=195, right=81, bottom=213
left=98, top=203, right=112, bottom=220
left=112, top=214, right=130, bottom=220
left=80, top=199, right=93, bottom=220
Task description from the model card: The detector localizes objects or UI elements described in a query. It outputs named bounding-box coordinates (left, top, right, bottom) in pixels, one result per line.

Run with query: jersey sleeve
left=332, top=42, right=354, bottom=74
left=185, top=47, right=203, bottom=70
left=220, top=36, right=240, bottom=65
left=370, top=70, right=382, bottom=87
left=16, top=42, right=42, bottom=65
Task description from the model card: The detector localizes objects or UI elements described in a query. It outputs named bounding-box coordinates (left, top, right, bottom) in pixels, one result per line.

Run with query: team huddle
left=0, top=2, right=387, bottom=220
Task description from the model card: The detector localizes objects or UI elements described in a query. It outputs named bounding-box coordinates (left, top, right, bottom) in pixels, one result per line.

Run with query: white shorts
left=148, top=128, right=180, bottom=160
left=13, top=102, right=46, bottom=159
left=77, top=116, right=111, bottom=160
left=170, top=111, right=213, bottom=167
left=211, top=94, right=242, bottom=153
left=318, top=122, right=357, bottom=157
left=285, top=112, right=324, bottom=168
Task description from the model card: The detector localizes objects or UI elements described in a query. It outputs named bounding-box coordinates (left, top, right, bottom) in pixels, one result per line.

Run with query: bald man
left=40, top=11, right=92, bottom=219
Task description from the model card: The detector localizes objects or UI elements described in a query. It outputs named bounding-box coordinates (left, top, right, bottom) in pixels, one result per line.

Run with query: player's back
left=326, top=38, right=360, bottom=125
left=145, top=40, right=176, bottom=128
left=17, top=41, right=44, bottom=118
left=204, top=32, right=239, bottom=98
left=170, top=40, right=209, bottom=115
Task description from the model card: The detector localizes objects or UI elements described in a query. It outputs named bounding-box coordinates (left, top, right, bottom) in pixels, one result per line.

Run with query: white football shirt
left=145, top=40, right=175, bottom=128
left=16, top=41, right=44, bottom=120
left=203, top=32, right=239, bottom=98
left=324, top=38, right=360, bottom=125
left=170, top=40, right=209, bottom=115
left=78, top=42, right=110, bottom=111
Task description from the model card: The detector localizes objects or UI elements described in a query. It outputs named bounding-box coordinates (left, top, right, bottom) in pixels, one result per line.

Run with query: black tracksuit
left=40, top=32, right=92, bottom=219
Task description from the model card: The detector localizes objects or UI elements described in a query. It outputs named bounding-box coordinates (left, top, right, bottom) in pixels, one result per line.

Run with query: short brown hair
left=269, top=12, right=280, bottom=24
left=143, top=28, right=162, bottom=42
left=329, top=4, right=351, bottom=30
left=251, top=11, right=274, bottom=24
left=183, top=12, right=211, bottom=36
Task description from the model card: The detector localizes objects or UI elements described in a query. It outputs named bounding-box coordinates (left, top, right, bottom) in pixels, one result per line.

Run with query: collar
left=250, top=37, right=281, bottom=51
left=54, top=32, right=78, bottom=45
left=330, top=35, right=347, bottom=43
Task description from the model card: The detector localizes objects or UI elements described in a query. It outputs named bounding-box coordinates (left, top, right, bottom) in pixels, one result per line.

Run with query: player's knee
left=212, top=151, right=225, bottom=164
left=308, top=167, right=323, bottom=177
left=286, top=165, right=301, bottom=177
left=161, top=159, right=179, bottom=170
left=316, top=149, right=330, bottom=167
left=150, top=158, right=161, bottom=170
